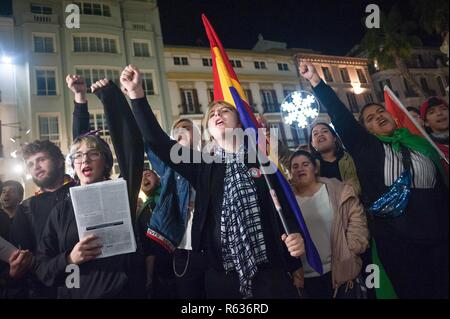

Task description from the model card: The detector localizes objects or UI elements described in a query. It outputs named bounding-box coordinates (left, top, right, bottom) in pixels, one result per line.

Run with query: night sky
left=158, top=0, right=426, bottom=55
left=0, top=0, right=441, bottom=56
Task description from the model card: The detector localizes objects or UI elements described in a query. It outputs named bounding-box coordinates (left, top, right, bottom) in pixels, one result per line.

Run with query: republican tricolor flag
left=202, top=14, right=323, bottom=274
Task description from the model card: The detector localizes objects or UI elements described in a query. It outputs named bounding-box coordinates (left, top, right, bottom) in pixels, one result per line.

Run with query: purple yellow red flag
left=202, top=14, right=323, bottom=274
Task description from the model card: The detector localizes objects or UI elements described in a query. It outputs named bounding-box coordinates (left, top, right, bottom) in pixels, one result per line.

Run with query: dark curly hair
left=22, top=140, right=65, bottom=175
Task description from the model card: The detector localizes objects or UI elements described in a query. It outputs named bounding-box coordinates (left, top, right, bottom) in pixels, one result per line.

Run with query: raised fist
left=120, top=65, right=144, bottom=99
left=298, top=61, right=321, bottom=87
left=66, top=74, right=87, bottom=103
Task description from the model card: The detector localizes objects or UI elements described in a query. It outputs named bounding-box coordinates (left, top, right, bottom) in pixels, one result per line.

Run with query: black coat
left=313, top=80, right=449, bottom=243
left=35, top=83, right=145, bottom=298
left=131, top=97, right=302, bottom=273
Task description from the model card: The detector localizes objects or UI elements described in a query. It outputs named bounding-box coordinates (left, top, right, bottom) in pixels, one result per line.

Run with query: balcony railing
left=262, top=102, right=280, bottom=113
left=179, top=103, right=202, bottom=115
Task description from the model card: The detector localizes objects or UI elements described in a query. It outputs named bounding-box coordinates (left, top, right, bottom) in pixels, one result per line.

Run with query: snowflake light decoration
left=281, top=91, right=320, bottom=129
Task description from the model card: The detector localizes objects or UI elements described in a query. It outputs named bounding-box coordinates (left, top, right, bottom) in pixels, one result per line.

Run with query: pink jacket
left=318, top=177, right=369, bottom=289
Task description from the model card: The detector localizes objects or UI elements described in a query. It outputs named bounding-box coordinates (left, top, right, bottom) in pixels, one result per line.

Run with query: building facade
left=295, top=52, right=378, bottom=120
left=164, top=45, right=308, bottom=147
left=8, top=0, right=171, bottom=190
left=0, top=16, right=20, bottom=184
left=369, top=48, right=449, bottom=108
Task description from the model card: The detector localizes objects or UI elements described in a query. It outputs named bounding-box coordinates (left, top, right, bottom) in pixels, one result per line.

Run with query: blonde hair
left=202, top=100, right=241, bottom=141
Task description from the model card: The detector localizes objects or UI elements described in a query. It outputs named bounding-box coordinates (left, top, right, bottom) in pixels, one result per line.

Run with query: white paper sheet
left=70, top=178, right=136, bottom=259
left=0, top=236, right=18, bottom=263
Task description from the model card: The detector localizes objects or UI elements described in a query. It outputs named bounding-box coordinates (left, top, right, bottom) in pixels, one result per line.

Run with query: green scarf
left=376, top=128, right=446, bottom=179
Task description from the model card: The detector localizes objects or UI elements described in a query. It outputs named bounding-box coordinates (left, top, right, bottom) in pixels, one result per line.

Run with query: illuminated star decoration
left=281, top=91, right=319, bottom=129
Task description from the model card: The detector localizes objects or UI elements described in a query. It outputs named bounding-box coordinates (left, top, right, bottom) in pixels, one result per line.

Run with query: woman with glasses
left=35, top=79, right=146, bottom=298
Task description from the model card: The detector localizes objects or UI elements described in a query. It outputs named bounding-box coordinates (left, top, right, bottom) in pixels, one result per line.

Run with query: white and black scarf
left=216, top=145, right=268, bottom=298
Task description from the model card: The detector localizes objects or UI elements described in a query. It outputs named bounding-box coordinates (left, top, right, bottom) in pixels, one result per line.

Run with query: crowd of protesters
left=0, top=62, right=448, bottom=299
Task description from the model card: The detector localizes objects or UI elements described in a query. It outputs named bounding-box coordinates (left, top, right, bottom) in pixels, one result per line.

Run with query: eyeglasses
left=71, top=149, right=101, bottom=164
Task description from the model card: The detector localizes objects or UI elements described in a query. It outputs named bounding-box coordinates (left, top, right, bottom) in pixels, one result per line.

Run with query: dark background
left=0, top=0, right=441, bottom=55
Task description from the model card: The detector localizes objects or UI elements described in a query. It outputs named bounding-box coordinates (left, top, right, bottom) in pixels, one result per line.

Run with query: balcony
left=262, top=102, right=280, bottom=113
left=179, top=103, right=202, bottom=115
left=23, top=12, right=59, bottom=24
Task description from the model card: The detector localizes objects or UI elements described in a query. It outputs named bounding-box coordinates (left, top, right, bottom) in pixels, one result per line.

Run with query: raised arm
left=91, top=79, right=144, bottom=221
left=299, top=62, right=376, bottom=155
left=120, top=65, right=201, bottom=188
left=67, top=75, right=90, bottom=139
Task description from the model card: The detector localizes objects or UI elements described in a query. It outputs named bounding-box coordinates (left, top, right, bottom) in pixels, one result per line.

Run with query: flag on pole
left=202, top=14, right=323, bottom=274
left=384, top=86, right=448, bottom=164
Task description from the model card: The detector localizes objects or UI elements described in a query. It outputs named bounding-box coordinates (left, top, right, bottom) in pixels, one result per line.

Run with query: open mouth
left=36, top=171, right=46, bottom=179
left=378, top=118, right=388, bottom=127
left=215, top=119, right=224, bottom=126
left=81, top=166, right=93, bottom=177
left=143, top=181, right=151, bottom=187
left=318, top=137, right=326, bottom=143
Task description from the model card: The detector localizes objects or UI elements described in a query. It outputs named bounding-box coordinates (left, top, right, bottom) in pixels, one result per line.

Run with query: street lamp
left=1, top=55, right=12, bottom=64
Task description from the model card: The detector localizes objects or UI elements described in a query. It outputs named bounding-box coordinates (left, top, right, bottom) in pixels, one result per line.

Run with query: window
left=277, top=63, right=289, bottom=71
left=73, top=35, right=118, bottom=53
left=36, top=69, right=56, bottom=96
left=268, top=123, right=286, bottom=142
left=322, top=67, right=334, bottom=82
left=75, top=67, right=120, bottom=92
left=142, top=72, right=155, bottom=95
left=261, top=90, right=278, bottom=112
left=207, top=89, right=215, bottom=103
left=230, top=59, right=242, bottom=68
left=364, top=93, right=374, bottom=104
left=437, top=76, right=447, bottom=96
left=244, top=89, right=255, bottom=110
left=173, top=57, right=189, bottom=65
left=133, top=42, right=150, bottom=57
left=202, top=58, right=213, bottom=67
left=340, top=68, right=351, bottom=83
left=346, top=92, right=359, bottom=113
left=403, top=78, right=418, bottom=97
left=254, top=61, right=267, bottom=69
left=356, top=69, right=368, bottom=84
left=73, top=2, right=111, bottom=17
left=33, top=35, right=54, bottom=53
left=182, top=89, right=196, bottom=113
left=31, top=4, right=52, bottom=14
left=420, top=77, right=430, bottom=92
left=38, top=115, right=60, bottom=145
left=133, top=24, right=146, bottom=31
left=89, top=113, right=110, bottom=144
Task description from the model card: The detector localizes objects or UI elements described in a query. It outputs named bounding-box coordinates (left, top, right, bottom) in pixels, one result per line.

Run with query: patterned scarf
left=216, top=145, right=268, bottom=298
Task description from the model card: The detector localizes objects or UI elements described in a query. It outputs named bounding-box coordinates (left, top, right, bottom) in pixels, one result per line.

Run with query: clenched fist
left=66, top=74, right=87, bottom=103
left=298, top=61, right=321, bottom=87
left=120, top=65, right=145, bottom=99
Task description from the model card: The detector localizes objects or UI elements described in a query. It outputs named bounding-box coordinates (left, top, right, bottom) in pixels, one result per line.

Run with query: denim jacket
left=145, top=146, right=190, bottom=252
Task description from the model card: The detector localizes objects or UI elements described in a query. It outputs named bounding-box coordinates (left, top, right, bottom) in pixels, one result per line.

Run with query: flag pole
left=384, top=86, right=449, bottom=164
left=247, top=131, right=292, bottom=235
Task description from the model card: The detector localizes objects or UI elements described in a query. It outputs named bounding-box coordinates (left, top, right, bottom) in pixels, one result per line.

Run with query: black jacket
left=35, top=83, right=145, bottom=298
left=8, top=103, right=89, bottom=299
left=313, top=80, right=448, bottom=243
left=131, top=96, right=302, bottom=273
